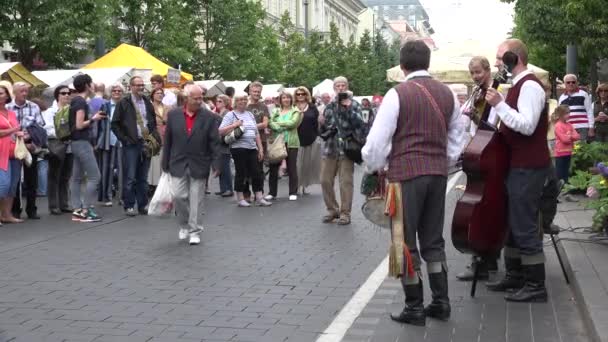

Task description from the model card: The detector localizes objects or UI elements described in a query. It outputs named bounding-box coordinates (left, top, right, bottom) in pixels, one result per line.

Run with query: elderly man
left=243, top=81, right=270, bottom=200
left=559, top=74, right=594, bottom=141
left=162, top=84, right=220, bottom=245
left=111, top=76, right=159, bottom=216
left=319, top=77, right=367, bottom=225
left=7, top=82, right=45, bottom=220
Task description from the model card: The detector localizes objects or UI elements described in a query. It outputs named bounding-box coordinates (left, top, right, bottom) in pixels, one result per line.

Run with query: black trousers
left=12, top=157, right=38, bottom=217
left=243, top=141, right=266, bottom=197
left=505, top=167, right=550, bottom=256
left=268, top=146, right=298, bottom=197
left=231, top=148, right=263, bottom=193
left=47, top=152, right=73, bottom=211
left=401, top=175, right=448, bottom=270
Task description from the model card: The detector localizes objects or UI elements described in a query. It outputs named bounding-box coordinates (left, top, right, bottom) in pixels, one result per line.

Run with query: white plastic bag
left=149, top=172, right=174, bottom=217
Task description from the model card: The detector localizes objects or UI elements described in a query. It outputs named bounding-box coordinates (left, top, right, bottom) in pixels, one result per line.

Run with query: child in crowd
left=553, top=105, right=580, bottom=183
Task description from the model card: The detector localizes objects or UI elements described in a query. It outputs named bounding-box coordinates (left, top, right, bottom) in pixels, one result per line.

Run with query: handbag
left=343, top=134, right=363, bottom=164
left=267, top=133, right=287, bottom=164
left=47, top=139, right=67, bottom=159
left=134, top=102, right=161, bottom=158
left=223, top=112, right=244, bottom=145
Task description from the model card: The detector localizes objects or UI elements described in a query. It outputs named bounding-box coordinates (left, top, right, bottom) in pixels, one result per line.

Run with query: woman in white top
left=219, top=92, right=271, bottom=207
left=42, top=85, right=74, bottom=215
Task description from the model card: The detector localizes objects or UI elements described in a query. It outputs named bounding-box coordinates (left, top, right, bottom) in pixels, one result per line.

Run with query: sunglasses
left=295, top=93, right=306, bottom=96
left=565, top=81, right=576, bottom=84
left=111, top=89, right=122, bottom=93
left=600, top=90, right=608, bottom=93
left=59, top=92, right=70, bottom=96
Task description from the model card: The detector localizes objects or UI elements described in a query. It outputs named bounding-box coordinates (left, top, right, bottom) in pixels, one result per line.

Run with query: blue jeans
left=218, top=153, right=233, bottom=193
left=0, top=164, right=11, bottom=198
left=8, top=159, right=21, bottom=197
left=121, top=143, right=150, bottom=210
left=70, top=140, right=101, bottom=209
left=37, top=159, right=48, bottom=196
left=555, top=155, right=571, bottom=183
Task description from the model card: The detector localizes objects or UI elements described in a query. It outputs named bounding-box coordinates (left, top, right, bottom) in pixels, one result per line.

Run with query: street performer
left=484, top=39, right=550, bottom=303
left=362, top=40, right=464, bottom=326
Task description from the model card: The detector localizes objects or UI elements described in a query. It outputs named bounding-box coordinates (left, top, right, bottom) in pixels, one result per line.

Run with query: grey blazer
left=161, top=107, right=221, bottom=180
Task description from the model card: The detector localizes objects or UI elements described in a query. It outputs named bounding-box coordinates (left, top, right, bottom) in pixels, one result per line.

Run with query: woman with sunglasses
left=42, top=85, right=74, bottom=215
left=219, top=92, right=271, bottom=207
left=594, top=83, right=608, bottom=142
left=294, top=87, right=321, bottom=195
left=214, top=95, right=233, bottom=197
left=266, top=91, right=302, bottom=201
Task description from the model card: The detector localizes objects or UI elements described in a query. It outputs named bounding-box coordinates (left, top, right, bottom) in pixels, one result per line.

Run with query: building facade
left=263, top=0, right=366, bottom=42
left=356, top=8, right=400, bottom=43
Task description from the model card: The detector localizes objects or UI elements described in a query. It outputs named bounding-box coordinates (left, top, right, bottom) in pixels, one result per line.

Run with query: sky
left=419, top=0, right=515, bottom=48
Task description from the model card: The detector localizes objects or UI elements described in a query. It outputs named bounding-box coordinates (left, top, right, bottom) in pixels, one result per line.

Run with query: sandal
left=2, top=217, right=24, bottom=224
left=337, top=216, right=351, bottom=226
left=322, top=213, right=339, bottom=223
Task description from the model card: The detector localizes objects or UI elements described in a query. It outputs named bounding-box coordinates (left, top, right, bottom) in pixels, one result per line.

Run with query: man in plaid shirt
left=6, top=82, right=44, bottom=220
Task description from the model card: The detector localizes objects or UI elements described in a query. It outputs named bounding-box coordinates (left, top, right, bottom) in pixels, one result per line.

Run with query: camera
left=338, top=92, right=349, bottom=102
left=319, top=126, right=337, bottom=141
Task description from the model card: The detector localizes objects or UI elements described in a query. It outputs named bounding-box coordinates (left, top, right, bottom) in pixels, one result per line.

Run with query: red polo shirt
left=184, top=107, right=197, bottom=136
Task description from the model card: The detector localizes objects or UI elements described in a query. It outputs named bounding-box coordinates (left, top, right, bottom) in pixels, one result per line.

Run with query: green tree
left=191, top=0, right=282, bottom=81
left=106, top=0, right=199, bottom=70
left=0, top=0, right=104, bottom=69
left=278, top=12, right=315, bottom=87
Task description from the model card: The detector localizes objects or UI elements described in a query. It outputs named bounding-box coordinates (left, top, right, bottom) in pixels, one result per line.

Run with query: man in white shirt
left=484, top=39, right=551, bottom=303
left=559, top=74, right=594, bottom=141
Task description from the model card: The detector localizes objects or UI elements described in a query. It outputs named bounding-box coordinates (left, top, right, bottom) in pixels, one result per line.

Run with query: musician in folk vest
left=484, top=39, right=550, bottom=302
left=455, top=56, right=500, bottom=282
left=362, top=40, right=464, bottom=326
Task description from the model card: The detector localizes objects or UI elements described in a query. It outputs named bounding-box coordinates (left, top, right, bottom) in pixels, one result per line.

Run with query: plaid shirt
left=320, top=97, right=367, bottom=158
left=6, top=100, right=44, bottom=128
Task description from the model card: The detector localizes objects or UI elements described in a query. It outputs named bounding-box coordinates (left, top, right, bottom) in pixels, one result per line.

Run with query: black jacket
left=111, top=94, right=158, bottom=146
left=161, top=107, right=221, bottom=180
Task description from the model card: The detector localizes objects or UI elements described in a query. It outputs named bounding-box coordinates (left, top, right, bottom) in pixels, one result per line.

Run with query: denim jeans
left=218, top=153, right=233, bottom=193
left=37, top=159, right=48, bottom=196
left=0, top=164, right=10, bottom=198
left=97, top=146, right=121, bottom=202
left=70, top=140, right=101, bottom=209
left=555, top=155, right=571, bottom=183
left=121, top=143, right=150, bottom=210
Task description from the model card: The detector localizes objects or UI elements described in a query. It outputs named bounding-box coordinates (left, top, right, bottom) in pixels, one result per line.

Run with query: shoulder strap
left=411, top=81, right=448, bottom=129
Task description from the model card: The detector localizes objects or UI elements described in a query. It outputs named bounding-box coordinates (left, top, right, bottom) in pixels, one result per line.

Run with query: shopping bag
left=14, top=137, right=32, bottom=165
left=267, top=134, right=287, bottom=164
left=148, top=172, right=174, bottom=217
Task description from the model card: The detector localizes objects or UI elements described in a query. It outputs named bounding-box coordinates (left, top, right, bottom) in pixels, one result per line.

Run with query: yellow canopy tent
left=386, top=40, right=549, bottom=85
left=83, top=43, right=193, bottom=83
left=0, top=62, right=48, bottom=87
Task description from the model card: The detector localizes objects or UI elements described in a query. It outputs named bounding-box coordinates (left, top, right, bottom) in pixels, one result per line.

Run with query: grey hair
left=12, top=81, right=28, bottom=90
left=333, top=76, right=348, bottom=86
left=233, top=90, right=249, bottom=107
left=108, top=82, right=125, bottom=95
left=183, top=84, right=204, bottom=97
left=564, top=74, right=578, bottom=82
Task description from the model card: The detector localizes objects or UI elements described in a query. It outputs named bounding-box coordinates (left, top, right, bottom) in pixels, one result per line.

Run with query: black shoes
left=505, top=263, right=548, bottom=303
left=486, top=257, right=524, bottom=292
left=390, top=281, right=426, bottom=326
left=425, top=269, right=451, bottom=321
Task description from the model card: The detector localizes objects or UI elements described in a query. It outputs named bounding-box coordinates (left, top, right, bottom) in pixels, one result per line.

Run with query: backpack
left=54, top=106, right=71, bottom=141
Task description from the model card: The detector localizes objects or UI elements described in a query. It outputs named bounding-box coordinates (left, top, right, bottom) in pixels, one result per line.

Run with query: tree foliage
left=0, top=0, right=104, bottom=69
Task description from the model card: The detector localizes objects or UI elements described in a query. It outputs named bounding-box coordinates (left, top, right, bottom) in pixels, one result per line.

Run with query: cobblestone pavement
left=0, top=175, right=389, bottom=342
left=340, top=174, right=589, bottom=342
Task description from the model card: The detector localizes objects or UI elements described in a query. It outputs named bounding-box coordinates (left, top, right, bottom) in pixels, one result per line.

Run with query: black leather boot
left=424, top=269, right=450, bottom=321
left=505, top=263, right=548, bottom=302
left=391, top=280, right=426, bottom=326
left=486, top=257, right=524, bottom=292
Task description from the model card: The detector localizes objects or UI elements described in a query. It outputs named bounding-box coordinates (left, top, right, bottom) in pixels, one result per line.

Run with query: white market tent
left=283, top=87, right=297, bottom=95
left=354, top=96, right=372, bottom=104
left=223, top=81, right=251, bottom=94
left=261, top=84, right=284, bottom=98
left=313, top=79, right=334, bottom=97
left=32, top=70, right=82, bottom=88
left=195, top=80, right=225, bottom=97
left=386, top=40, right=549, bottom=85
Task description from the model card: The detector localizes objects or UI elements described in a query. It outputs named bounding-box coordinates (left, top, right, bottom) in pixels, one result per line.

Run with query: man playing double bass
left=484, top=39, right=550, bottom=302
left=362, top=40, right=464, bottom=326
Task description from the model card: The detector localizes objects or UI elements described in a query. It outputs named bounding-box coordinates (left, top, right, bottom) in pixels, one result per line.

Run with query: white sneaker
left=178, top=228, right=189, bottom=240
left=289, top=195, right=297, bottom=201
left=256, top=199, right=272, bottom=207
left=189, top=234, right=200, bottom=245
left=238, top=200, right=251, bottom=207
left=264, top=195, right=274, bottom=201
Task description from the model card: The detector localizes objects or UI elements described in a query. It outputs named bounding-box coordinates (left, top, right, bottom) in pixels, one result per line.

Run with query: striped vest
left=387, top=77, right=455, bottom=182
left=559, top=89, right=591, bottom=129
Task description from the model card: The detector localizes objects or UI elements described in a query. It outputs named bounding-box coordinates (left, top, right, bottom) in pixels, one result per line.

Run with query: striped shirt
left=559, top=89, right=594, bottom=129
left=219, top=110, right=258, bottom=150
left=6, top=100, right=44, bottom=128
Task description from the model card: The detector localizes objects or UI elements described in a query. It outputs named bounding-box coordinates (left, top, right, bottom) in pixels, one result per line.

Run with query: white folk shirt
left=361, top=70, right=465, bottom=174
left=494, top=69, right=546, bottom=136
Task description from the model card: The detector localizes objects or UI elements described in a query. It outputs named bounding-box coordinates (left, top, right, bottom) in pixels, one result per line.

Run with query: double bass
left=451, top=52, right=519, bottom=296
